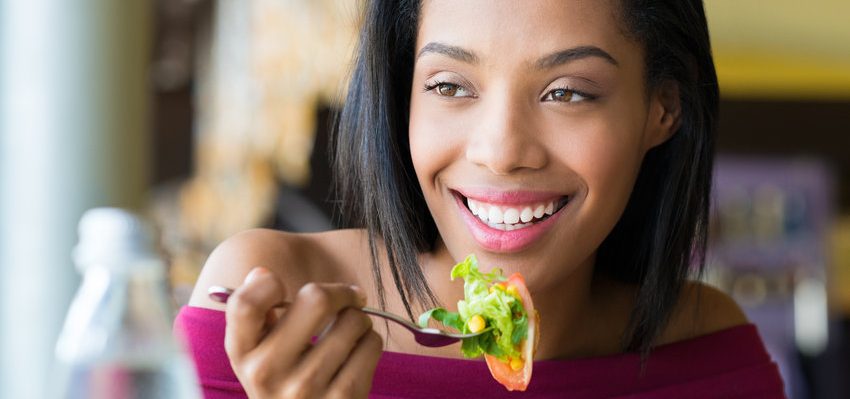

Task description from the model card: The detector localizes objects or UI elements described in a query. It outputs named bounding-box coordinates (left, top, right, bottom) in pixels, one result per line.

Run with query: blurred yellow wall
left=706, top=0, right=850, bottom=99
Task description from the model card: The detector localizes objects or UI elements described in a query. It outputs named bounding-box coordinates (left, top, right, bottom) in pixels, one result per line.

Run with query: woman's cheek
left=408, top=98, right=433, bottom=178
left=410, top=111, right=455, bottom=190
left=571, top=124, right=644, bottom=225
left=410, top=101, right=468, bottom=173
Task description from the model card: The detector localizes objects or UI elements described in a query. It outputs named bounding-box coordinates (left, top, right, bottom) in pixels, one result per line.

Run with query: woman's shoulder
left=656, top=280, right=750, bottom=346
left=187, top=228, right=372, bottom=310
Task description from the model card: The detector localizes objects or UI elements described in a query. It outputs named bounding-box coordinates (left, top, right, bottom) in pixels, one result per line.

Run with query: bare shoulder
left=187, top=228, right=371, bottom=310
left=657, top=281, right=750, bottom=346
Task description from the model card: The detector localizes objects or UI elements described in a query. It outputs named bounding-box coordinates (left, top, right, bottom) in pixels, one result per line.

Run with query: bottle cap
left=73, top=207, right=160, bottom=270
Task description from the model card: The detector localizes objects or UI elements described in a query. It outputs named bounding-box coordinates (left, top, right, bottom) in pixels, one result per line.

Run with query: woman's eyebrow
left=535, top=46, right=619, bottom=69
left=416, top=42, right=479, bottom=64
left=416, top=41, right=618, bottom=69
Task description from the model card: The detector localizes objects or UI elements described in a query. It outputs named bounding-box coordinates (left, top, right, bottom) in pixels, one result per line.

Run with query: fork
left=208, top=286, right=490, bottom=347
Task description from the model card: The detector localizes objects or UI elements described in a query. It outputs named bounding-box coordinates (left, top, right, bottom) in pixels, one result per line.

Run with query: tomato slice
left=484, top=272, right=539, bottom=391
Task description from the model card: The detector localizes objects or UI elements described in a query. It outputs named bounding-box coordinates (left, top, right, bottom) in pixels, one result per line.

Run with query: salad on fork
left=418, top=254, right=539, bottom=391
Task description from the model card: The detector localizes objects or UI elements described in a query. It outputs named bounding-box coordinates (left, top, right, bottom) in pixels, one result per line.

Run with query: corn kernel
left=506, top=285, right=519, bottom=297
left=467, top=314, right=486, bottom=333
left=510, top=357, right=524, bottom=371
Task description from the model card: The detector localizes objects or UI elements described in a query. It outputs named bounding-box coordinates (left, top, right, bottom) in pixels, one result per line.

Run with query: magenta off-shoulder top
left=174, top=306, right=786, bottom=398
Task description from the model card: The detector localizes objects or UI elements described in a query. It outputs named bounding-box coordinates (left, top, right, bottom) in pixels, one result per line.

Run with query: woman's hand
left=224, top=267, right=383, bottom=398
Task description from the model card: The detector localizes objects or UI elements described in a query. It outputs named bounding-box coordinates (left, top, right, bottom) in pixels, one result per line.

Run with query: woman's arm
left=657, top=281, right=750, bottom=346
left=186, top=229, right=383, bottom=399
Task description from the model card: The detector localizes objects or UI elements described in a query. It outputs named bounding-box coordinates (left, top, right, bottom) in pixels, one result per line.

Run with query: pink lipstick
left=452, top=189, right=570, bottom=253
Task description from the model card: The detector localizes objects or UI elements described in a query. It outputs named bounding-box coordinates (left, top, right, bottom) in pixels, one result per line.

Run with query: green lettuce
left=418, top=254, right=528, bottom=360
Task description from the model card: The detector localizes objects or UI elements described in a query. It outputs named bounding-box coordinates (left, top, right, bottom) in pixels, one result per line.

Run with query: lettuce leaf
left=418, top=254, right=527, bottom=360
left=417, top=307, right=463, bottom=331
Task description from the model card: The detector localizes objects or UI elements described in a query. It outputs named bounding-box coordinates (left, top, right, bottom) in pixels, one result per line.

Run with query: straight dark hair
left=333, top=0, right=718, bottom=359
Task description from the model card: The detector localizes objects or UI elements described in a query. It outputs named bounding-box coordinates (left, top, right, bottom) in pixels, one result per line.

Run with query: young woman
left=176, top=0, right=786, bottom=397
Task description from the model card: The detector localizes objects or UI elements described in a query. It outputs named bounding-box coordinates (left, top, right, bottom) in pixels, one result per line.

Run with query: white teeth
left=488, top=222, right=533, bottom=231
left=520, top=207, right=533, bottom=223
left=533, top=204, right=545, bottom=219
left=488, top=207, right=503, bottom=224
left=466, top=197, right=563, bottom=226
left=503, top=208, right=520, bottom=224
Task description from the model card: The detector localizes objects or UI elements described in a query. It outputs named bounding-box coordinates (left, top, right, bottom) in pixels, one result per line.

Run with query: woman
left=176, top=0, right=786, bottom=397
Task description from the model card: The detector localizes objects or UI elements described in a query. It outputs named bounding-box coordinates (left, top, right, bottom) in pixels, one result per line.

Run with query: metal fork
left=208, top=286, right=490, bottom=347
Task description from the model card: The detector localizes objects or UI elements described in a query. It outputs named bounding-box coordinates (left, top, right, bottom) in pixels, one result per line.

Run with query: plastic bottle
left=53, top=208, right=201, bottom=398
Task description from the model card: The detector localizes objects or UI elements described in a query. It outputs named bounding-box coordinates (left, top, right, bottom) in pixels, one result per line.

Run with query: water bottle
left=53, top=208, right=201, bottom=398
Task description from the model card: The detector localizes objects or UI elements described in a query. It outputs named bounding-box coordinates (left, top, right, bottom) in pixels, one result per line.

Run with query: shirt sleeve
left=174, top=306, right=248, bottom=399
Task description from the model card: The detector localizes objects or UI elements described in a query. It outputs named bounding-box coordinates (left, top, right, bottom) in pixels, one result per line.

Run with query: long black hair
left=333, top=0, right=718, bottom=358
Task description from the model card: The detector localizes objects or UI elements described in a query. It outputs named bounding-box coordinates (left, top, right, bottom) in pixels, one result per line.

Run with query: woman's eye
left=542, top=88, right=590, bottom=103
left=426, top=82, right=472, bottom=98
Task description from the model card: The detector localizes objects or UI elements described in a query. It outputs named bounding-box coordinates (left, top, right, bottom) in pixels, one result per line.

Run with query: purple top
left=175, top=306, right=786, bottom=398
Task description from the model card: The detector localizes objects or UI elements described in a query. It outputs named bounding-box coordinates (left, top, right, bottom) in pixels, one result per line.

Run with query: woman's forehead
left=415, top=0, right=638, bottom=70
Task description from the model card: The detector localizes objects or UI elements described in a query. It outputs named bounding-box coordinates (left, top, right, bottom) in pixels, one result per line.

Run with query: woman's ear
left=644, top=80, right=682, bottom=150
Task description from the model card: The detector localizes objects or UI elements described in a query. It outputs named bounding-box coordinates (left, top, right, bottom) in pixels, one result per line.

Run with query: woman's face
left=409, top=0, right=675, bottom=285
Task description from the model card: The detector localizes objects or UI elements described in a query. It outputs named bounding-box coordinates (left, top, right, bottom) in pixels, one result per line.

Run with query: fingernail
left=350, top=284, right=367, bottom=305
left=245, top=267, right=268, bottom=284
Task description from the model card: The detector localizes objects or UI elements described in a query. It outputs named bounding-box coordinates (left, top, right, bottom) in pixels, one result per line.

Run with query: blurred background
left=1, top=0, right=848, bottom=398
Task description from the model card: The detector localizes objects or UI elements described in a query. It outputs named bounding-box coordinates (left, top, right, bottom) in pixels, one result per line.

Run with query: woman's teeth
left=466, top=198, right=565, bottom=231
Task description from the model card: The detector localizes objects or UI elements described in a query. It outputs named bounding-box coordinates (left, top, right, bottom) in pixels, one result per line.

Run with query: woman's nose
left=464, top=96, right=547, bottom=175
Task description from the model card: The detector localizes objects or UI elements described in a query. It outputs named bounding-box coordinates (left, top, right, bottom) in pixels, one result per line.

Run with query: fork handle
left=359, top=307, right=422, bottom=332
left=208, top=286, right=422, bottom=332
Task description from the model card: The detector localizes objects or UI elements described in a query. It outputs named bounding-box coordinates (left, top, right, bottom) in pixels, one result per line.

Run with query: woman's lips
left=452, top=190, right=570, bottom=253
left=454, top=188, right=566, bottom=205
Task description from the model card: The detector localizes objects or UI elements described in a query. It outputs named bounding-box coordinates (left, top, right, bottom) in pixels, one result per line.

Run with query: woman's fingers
left=224, top=273, right=377, bottom=399
left=223, top=267, right=286, bottom=363
left=294, top=307, right=374, bottom=388
left=325, top=330, right=384, bottom=399
left=254, top=282, right=367, bottom=362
